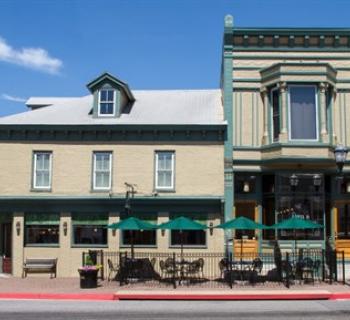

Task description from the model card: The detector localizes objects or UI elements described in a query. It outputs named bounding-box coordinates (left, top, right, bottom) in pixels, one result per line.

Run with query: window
left=155, top=152, right=175, bottom=190
left=98, top=89, right=115, bottom=116
left=93, top=152, right=112, bottom=190
left=271, top=88, right=280, bottom=142
left=170, top=214, right=207, bottom=247
left=72, top=213, right=108, bottom=246
left=338, top=205, right=350, bottom=239
left=25, top=213, right=59, bottom=245
left=33, top=152, right=52, bottom=189
left=121, top=214, right=157, bottom=247
left=289, top=85, right=318, bottom=140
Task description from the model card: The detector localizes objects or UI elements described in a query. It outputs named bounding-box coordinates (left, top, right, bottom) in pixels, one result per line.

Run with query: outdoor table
left=231, top=260, right=254, bottom=282
left=175, top=260, right=192, bottom=285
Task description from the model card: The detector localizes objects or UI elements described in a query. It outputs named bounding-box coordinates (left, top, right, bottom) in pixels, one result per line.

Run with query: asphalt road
left=0, top=299, right=350, bottom=320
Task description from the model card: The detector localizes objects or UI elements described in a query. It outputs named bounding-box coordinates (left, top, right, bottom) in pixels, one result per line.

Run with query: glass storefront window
left=25, top=213, right=60, bottom=245
left=72, top=213, right=108, bottom=246
left=337, top=205, right=350, bottom=239
left=171, top=230, right=206, bottom=246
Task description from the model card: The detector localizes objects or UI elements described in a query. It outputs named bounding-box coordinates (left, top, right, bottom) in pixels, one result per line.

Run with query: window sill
left=71, top=244, right=108, bottom=248
left=30, top=188, right=52, bottom=193
left=25, top=244, right=59, bottom=248
left=90, top=189, right=111, bottom=193
left=120, top=245, right=157, bottom=249
left=169, top=245, right=207, bottom=249
left=155, top=189, right=176, bottom=193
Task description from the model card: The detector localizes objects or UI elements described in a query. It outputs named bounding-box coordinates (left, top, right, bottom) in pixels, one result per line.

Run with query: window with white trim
left=93, top=152, right=112, bottom=190
left=33, top=152, right=52, bottom=189
left=98, top=89, right=115, bottom=116
left=288, top=85, right=318, bottom=141
left=155, top=151, right=175, bottom=190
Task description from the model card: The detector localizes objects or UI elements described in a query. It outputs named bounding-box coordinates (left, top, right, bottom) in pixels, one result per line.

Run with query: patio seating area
left=84, top=246, right=346, bottom=289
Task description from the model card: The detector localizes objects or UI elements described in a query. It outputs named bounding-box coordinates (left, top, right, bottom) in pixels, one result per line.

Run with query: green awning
left=25, top=213, right=60, bottom=226
left=72, top=213, right=108, bottom=226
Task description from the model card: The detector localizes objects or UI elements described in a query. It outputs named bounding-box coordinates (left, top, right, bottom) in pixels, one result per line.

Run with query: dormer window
left=98, top=89, right=115, bottom=116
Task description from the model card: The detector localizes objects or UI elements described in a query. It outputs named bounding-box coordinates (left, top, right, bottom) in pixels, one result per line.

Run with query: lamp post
left=334, top=145, right=348, bottom=175
left=289, top=174, right=299, bottom=254
left=124, top=182, right=136, bottom=258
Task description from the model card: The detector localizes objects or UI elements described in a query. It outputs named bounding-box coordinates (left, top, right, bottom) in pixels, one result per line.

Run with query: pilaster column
left=278, top=82, right=288, bottom=142
left=60, top=212, right=71, bottom=277
left=261, top=87, right=269, bottom=145
left=12, top=212, right=24, bottom=277
left=319, top=82, right=329, bottom=143
left=108, top=212, right=119, bottom=251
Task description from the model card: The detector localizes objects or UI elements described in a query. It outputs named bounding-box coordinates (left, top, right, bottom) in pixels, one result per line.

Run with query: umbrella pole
left=131, top=230, right=135, bottom=259
left=240, top=232, right=243, bottom=272
left=180, top=230, right=184, bottom=261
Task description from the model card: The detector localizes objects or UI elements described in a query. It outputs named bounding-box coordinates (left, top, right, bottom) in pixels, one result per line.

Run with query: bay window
left=288, top=85, right=318, bottom=141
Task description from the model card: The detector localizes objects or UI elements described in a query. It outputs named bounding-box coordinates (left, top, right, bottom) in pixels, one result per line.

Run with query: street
left=0, top=299, right=350, bottom=320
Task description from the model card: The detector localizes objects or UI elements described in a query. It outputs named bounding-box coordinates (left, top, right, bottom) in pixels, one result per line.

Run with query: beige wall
left=0, top=141, right=224, bottom=196
left=12, top=212, right=224, bottom=277
left=232, top=49, right=350, bottom=162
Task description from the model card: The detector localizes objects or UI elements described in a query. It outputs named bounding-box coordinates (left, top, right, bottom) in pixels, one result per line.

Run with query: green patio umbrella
left=157, top=216, right=207, bottom=258
left=108, top=217, right=157, bottom=258
left=215, top=216, right=267, bottom=263
left=271, top=216, right=323, bottom=255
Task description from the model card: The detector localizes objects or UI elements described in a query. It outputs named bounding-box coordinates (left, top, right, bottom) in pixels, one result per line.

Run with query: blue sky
left=1, top=0, right=350, bottom=116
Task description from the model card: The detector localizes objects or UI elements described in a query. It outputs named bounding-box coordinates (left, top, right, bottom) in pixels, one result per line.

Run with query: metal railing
left=82, top=248, right=346, bottom=289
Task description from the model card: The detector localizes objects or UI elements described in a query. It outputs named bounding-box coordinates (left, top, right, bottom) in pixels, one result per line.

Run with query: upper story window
left=33, top=152, right=52, bottom=190
left=98, top=89, right=115, bottom=116
left=155, top=151, right=175, bottom=191
left=288, top=85, right=318, bottom=141
left=271, top=88, right=280, bottom=142
left=93, top=152, right=112, bottom=190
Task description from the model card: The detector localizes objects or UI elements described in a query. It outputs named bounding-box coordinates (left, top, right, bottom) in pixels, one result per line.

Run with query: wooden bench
left=22, top=258, right=57, bottom=278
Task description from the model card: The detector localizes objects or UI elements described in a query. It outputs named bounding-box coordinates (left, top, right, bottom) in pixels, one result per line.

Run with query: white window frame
left=98, top=89, right=116, bottom=117
left=93, top=152, right=112, bottom=191
left=33, top=152, right=52, bottom=190
left=270, top=87, right=280, bottom=142
left=288, top=84, right=319, bottom=142
left=155, top=151, right=175, bottom=191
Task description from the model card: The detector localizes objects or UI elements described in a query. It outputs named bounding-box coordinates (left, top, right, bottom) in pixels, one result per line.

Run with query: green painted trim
left=228, top=55, right=350, bottom=60
left=234, top=66, right=350, bottom=71
left=233, top=157, right=336, bottom=165
left=231, top=27, right=350, bottom=35
left=0, top=124, right=226, bottom=142
left=234, top=75, right=340, bottom=83
left=231, top=47, right=350, bottom=52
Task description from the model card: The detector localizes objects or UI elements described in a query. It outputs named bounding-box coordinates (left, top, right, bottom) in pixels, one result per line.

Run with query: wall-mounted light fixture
left=346, top=181, right=350, bottom=193
left=161, top=229, right=165, bottom=237
left=243, top=181, right=250, bottom=193
left=16, top=221, right=21, bottom=236
left=334, top=145, right=348, bottom=174
left=63, top=221, right=68, bottom=236
left=209, top=222, right=214, bottom=236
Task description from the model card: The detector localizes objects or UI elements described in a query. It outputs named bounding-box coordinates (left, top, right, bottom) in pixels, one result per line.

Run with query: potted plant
left=78, top=255, right=102, bottom=289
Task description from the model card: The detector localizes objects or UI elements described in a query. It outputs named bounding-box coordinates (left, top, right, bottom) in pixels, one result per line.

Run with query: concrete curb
left=0, top=293, right=118, bottom=301
left=0, top=292, right=349, bottom=301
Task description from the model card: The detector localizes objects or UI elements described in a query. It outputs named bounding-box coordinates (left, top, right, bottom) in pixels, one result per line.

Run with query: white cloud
left=0, top=37, right=63, bottom=74
left=1, top=93, right=27, bottom=103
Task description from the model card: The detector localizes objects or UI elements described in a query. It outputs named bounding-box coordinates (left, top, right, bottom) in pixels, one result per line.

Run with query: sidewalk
left=0, top=275, right=349, bottom=301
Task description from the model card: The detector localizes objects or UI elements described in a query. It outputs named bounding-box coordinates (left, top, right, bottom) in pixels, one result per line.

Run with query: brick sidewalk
left=0, top=275, right=349, bottom=294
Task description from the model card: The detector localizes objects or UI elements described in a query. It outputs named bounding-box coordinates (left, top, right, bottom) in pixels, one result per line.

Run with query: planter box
left=78, top=269, right=98, bottom=289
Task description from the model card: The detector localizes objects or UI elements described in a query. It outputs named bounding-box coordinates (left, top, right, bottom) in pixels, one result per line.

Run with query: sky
left=1, top=0, right=350, bottom=116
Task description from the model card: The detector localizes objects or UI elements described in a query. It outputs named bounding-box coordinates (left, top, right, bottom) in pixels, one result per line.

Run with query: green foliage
left=85, top=255, right=94, bottom=266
